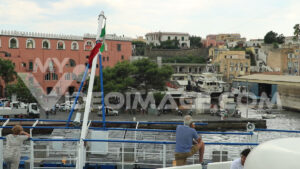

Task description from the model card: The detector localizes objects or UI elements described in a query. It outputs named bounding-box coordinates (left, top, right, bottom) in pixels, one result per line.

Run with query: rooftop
left=0, top=30, right=132, bottom=41
left=145, top=32, right=189, bottom=36
left=234, top=74, right=300, bottom=85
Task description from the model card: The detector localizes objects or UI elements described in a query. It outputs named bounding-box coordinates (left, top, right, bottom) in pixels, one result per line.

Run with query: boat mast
left=76, top=11, right=105, bottom=169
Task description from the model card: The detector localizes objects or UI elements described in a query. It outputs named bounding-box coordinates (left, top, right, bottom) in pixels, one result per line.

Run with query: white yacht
left=193, top=73, right=224, bottom=94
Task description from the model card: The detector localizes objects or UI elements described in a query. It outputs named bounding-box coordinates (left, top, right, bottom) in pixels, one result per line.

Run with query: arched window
left=57, top=40, right=65, bottom=50
left=9, top=37, right=18, bottom=48
left=84, top=40, right=94, bottom=50
left=26, top=38, right=35, bottom=49
left=69, top=59, right=76, bottom=67
left=240, top=63, right=243, bottom=71
left=42, top=39, right=50, bottom=49
left=71, top=41, right=79, bottom=50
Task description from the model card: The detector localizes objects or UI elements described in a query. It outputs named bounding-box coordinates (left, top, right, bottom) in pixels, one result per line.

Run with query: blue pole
left=66, top=64, right=89, bottom=127
left=98, top=53, right=106, bottom=128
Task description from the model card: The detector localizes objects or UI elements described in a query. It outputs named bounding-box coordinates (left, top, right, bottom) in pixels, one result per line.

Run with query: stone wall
left=278, top=85, right=300, bottom=111
left=145, top=48, right=208, bottom=58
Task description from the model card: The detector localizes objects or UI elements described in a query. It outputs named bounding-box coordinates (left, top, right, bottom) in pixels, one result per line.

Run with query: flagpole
left=77, top=11, right=105, bottom=169
left=98, top=53, right=106, bottom=128
left=66, top=64, right=89, bottom=127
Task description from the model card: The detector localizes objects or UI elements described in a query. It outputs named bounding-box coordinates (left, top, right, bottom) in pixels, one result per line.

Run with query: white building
left=284, top=36, right=300, bottom=45
left=245, top=39, right=264, bottom=47
left=145, top=32, right=190, bottom=48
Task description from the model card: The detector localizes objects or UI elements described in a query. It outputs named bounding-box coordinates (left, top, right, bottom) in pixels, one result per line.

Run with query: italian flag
left=88, top=23, right=106, bottom=66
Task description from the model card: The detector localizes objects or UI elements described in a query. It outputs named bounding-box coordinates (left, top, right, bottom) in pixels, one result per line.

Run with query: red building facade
left=0, top=30, right=132, bottom=97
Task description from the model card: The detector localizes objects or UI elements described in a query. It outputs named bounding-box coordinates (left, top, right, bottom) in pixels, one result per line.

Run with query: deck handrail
left=255, top=128, right=300, bottom=133
left=0, top=125, right=253, bottom=135
left=97, top=128, right=253, bottom=135
left=0, top=118, right=208, bottom=125
left=0, top=137, right=259, bottom=146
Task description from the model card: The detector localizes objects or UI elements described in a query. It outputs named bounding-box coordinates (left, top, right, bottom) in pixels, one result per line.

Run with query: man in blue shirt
left=175, top=115, right=205, bottom=166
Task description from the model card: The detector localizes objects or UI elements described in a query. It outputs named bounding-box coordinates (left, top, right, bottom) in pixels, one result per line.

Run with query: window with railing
left=44, top=73, right=51, bottom=81
left=72, top=73, right=77, bottom=80
left=65, top=73, right=70, bottom=80
left=52, top=73, right=58, bottom=80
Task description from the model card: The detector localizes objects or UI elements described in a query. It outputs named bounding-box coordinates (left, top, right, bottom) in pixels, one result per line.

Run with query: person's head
left=183, top=115, right=193, bottom=126
left=190, top=122, right=195, bottom=128
left=241, top=148, right=251, bottom=165
left=12, top=125, right=23, bottom=135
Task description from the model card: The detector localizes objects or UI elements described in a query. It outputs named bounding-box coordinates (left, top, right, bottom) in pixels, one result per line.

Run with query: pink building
left=0, top=30, right=132, bottom=97
left=202, top=35, right=224, bottom=47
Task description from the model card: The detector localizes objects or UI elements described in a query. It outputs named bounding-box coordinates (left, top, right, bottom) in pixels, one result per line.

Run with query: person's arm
left=20, top=131, right=30, bottom=139
left=192, top=129, right=199, bottom=142
left=197, top=136, right=202, bottom=143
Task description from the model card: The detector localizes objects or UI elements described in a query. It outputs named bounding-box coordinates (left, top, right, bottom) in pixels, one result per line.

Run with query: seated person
left=231, top=148, right=251, bottom=169
left=174, top=115, right=205, bottom=166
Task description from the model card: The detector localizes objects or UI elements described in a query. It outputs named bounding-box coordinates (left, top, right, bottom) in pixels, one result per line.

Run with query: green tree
left=277, top=34, right=285, bottom=44
left=159, top=40, right=180, bottom=49
left=264, top=31, right=278, bottom=44
left=293, top=24, right=300, bottom=40
left=5, top=76, right=37, bottom=103
left=264, top=31, right=285, bottom=44
left=189, top=36, right=203, bottom=48
left=91, top=61, right=136, bottom=93
left=162, top=55, right=206, bottom=64
left=0, top=58, right=16, bottom=85
left=85, top=59, right=173, bottom=95
left=132, top=58, right=173, bottom=93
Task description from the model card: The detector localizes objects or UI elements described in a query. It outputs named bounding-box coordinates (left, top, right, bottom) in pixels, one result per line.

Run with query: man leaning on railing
left=174, top=115, right=205, bottom=166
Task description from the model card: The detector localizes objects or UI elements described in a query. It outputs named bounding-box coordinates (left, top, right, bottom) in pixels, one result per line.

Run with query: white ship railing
left=0, top=118, right=300, bottom=168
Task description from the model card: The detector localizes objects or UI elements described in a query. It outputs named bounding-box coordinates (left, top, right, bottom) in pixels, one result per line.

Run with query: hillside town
left=1, top=27, right=300, bottom=114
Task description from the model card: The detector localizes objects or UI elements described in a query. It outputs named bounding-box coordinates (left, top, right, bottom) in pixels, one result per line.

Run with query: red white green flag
left=88, top=23, right=106, bottom=66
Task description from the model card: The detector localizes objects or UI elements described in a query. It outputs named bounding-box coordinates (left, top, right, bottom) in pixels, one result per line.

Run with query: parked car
left=97, top=106, right=119, bottom=116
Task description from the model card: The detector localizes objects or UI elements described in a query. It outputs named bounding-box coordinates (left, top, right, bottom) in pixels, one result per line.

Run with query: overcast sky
left=0, top=0, right=299, bottom=40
